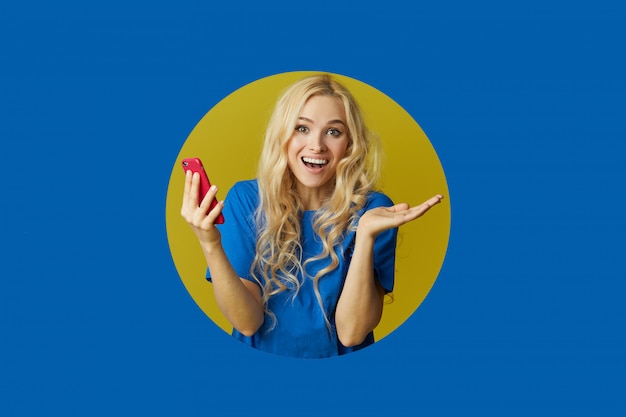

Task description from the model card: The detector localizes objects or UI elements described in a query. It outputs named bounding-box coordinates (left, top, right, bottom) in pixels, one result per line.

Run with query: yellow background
left=165, top=71, right=450, bottom=341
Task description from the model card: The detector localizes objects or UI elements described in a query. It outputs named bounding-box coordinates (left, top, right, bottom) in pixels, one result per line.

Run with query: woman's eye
left=296, top=125, right=309, bottom=133
left=326, top=128, right=342, bottom=136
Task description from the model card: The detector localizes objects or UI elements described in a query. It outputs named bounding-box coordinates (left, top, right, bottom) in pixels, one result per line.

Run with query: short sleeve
left=205, top=180, right=259, bottom=283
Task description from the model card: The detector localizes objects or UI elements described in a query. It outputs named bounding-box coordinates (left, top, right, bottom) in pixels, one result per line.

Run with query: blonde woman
left=181, top=74, right=443, bottom=358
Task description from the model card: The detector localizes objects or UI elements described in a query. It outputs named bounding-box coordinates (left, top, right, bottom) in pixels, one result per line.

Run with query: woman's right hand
left=180, top=170, right=225, bottom=247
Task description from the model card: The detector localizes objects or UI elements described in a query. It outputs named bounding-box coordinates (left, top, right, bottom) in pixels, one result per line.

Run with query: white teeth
left=302, top=157, right=328, bottom=165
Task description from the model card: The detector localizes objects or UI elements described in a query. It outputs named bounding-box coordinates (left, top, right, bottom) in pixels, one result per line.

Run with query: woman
left=181, top=74, right=443, bottom=358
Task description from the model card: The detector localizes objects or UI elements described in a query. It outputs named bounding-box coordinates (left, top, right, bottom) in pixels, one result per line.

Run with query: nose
left=307, top=131, right=326, bottom=152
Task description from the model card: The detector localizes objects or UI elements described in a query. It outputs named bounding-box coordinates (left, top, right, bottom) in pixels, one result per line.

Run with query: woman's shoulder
left=229, top=179, right=259, bottom=195
left=225, top=179, right=260, bottom=209
left=364, top=190, right=394, bottom=209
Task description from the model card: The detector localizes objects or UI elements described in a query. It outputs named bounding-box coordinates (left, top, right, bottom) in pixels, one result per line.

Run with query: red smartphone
left=182, top=157, right=225, bottom=224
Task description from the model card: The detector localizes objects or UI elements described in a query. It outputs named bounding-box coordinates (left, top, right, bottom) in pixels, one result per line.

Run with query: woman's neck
left=296, top=183, right=333, bottom=211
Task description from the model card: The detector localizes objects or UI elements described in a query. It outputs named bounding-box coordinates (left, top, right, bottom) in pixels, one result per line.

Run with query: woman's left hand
left=357, top=194, right=444, bottom=239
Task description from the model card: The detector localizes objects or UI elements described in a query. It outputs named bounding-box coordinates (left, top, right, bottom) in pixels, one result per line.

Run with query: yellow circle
left=165, top=71, right=450, bottom=341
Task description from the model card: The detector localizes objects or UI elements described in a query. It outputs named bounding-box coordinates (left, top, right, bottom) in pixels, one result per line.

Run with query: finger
left=405, top=194, right=444, bottom=220
left=199, top=185, right=219, bottom=212
left=200, top=200, right=225, bottom=229
left=181, top=170, right=194, bottom=217
left=422, top=194, right=444, bottom=208
left=388, top=203, right=410, bottom=213
left=183, top=171, right=203, bottom=209
left=182, top=169, right=191, bottom=199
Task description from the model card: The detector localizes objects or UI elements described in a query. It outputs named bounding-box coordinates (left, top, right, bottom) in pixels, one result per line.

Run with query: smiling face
left=286, top=94, right=350, bottom=209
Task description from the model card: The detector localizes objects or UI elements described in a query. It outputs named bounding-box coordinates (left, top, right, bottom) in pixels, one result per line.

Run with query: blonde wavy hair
left=252, top=74, right=382, bottom=330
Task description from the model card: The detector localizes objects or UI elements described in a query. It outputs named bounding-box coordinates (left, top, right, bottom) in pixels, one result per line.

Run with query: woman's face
left=287, top=95, right=350, bottom=200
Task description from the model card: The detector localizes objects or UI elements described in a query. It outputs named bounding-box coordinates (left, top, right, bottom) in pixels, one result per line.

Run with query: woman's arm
left=335, top=195, right=444, bottom=346
left=181, top=170, right=264, bottom=336
left=335, top=230, right=385, bottom=347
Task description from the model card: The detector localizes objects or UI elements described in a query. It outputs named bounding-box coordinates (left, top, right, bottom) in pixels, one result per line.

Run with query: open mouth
left=302, top=157, right=328, bottom=169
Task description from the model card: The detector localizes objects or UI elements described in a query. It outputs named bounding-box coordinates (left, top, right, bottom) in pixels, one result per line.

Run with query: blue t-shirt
left=207, top=180, right=398, bottom=358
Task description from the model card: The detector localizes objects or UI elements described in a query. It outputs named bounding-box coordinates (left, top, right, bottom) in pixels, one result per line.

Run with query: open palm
left=358, top=194, right=444, bottom=238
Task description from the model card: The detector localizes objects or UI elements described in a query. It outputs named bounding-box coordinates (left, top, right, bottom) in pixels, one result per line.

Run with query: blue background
left=2, top=1, right=624, bottom=415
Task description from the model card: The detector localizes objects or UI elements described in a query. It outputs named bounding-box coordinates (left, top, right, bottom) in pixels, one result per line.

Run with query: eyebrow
left=298, top=116, right=346, bottom=126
